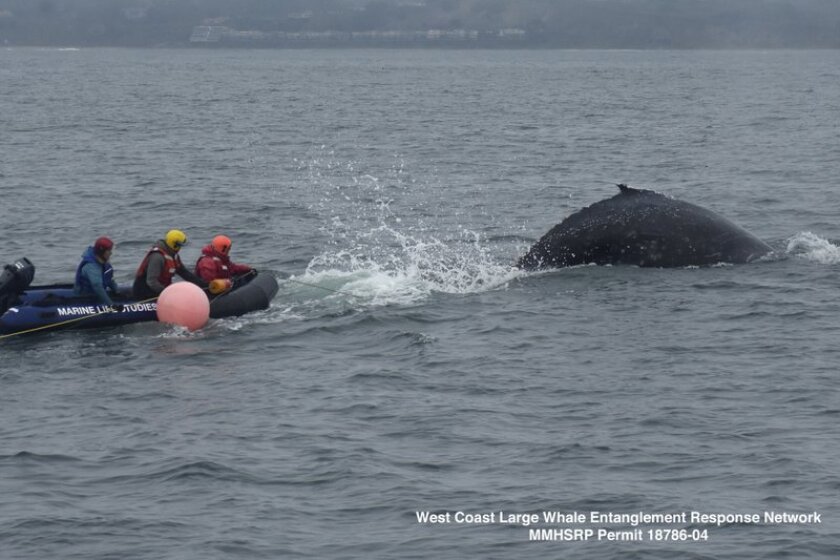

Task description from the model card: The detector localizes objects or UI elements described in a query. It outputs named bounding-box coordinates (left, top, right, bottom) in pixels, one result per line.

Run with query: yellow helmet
left=165, top=229, right=187, bottom=251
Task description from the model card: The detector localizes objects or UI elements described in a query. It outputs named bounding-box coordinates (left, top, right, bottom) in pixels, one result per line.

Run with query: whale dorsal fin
left=617, top=183, right=644, bottom=195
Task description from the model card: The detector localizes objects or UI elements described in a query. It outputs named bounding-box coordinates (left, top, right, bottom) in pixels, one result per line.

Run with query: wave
left=785, top=231, right=840, bottom=264
left=293, top=225, right=522, bottom=308
left=0, top=451, right=84, bottom=464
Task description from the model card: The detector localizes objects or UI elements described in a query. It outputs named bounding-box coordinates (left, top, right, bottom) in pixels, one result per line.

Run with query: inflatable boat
left=0, top=257, right=279, bottom=337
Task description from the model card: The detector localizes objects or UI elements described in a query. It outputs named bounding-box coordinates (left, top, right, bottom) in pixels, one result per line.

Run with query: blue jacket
left=74, top=247, right=118, bottom=305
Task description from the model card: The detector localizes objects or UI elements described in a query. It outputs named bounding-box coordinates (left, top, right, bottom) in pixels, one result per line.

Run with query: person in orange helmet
left=194, top=235, right=253, bottom=295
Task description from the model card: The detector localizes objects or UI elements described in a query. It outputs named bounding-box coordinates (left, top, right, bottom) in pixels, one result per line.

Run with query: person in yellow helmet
left=194, top=234, right=254, bottom=295
left=132, top=229, right=207, bottom=299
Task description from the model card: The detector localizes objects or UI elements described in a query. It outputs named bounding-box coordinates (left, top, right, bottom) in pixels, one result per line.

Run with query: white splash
left=786, top=231, right=840, bottom=264
left=288, top=150, right=524, bottom=309
left=296, top=225, right=522, bottom=308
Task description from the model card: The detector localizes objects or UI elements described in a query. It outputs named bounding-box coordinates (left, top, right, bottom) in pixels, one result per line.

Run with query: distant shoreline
left=5, top=42, right=840, bottom=50
left=3, top=0, right=838, bottom=51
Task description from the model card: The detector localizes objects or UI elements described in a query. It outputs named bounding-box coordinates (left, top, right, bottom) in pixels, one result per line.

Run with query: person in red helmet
left=195, top=235, right=253, bottom=295
left=74, top=236, right=120, bottom=306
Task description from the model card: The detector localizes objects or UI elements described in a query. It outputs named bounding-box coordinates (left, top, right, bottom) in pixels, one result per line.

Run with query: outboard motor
left=0, top=257, right=35, bottom=313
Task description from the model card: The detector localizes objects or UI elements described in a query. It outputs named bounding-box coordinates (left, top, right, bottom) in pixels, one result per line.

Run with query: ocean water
left=1, top=47, right=839, bottom=559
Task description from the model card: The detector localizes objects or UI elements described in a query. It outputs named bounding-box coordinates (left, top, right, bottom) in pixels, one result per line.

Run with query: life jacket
left=135, top=243, right=180, bottom=287
left=195, top=245, right=231, bottom=280
left=74, top=247, right=114, bottom=294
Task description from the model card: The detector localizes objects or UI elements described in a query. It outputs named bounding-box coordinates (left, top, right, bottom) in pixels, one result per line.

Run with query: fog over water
left=1, top=0, right=839, bottom=48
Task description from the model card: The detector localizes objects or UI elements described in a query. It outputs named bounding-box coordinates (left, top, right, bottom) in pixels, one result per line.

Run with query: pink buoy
left=156, top=282, right=210, bottom=331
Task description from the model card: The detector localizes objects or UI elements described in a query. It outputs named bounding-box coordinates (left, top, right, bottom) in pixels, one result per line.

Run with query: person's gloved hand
left=209, top=279, right=233, bottom=295
left=111, top=304, right=125, bottom=312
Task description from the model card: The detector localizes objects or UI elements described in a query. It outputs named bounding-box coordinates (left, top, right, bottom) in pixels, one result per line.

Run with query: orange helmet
left=212, top=235, right=232, bottom=255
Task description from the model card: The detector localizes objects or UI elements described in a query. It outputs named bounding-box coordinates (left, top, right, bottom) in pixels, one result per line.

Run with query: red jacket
left=194, top=245, right=251, bottom=282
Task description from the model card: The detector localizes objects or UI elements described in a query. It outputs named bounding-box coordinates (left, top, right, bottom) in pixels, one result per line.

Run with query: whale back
left=517, top=185, right=771, bottom=269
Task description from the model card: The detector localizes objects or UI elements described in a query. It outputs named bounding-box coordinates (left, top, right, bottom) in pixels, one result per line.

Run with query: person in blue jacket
left=74, top=236, right=120, bottom=307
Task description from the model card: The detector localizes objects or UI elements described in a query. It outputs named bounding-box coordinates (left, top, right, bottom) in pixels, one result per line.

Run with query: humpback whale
left=517, top=185, right=772, bottom=269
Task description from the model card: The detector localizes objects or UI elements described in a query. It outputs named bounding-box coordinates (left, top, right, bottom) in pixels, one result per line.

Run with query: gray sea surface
left=1, top=48, right=839, bottom=559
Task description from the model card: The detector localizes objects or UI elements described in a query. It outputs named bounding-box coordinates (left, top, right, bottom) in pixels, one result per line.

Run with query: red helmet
left=212, top=235, right=231, bottom=255
left=94, top=236, right=114, bottom=256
